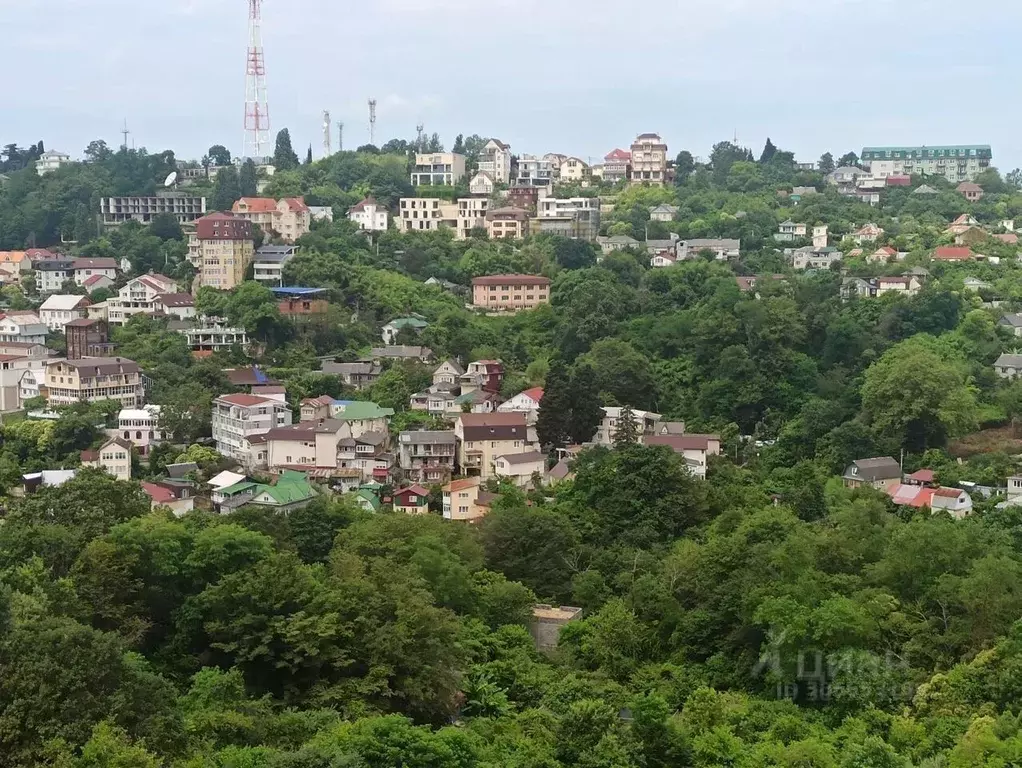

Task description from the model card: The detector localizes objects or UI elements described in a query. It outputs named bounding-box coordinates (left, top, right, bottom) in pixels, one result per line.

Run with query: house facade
left=477, top=139, right=512, bottom=183
left=603, top=149, right=631, bottom=183
left=211, top=393, right=293, bottom=468
left=232, top=197, right=312, bottom=242
left=398, top=430, right=457, bottom=484
left=485, top=207, right=530, bottom=239
left=40, top=295, right=91, bottom=332
left=106, top=273, right=178, bottom=325
left=471, top=274, right=551, bottom=312
left=629, top=134, right=668, bottom=185
left=398, top=198, right=459, bottom=232
left=455, top=412, right=533, bottom=479
left=113, top=405, right=165, bottom=456
left=44, top=357, right=143, bottom=408
left=861, top=145, right=992, bottom=183
left=591, top=406, right=661, bottom=446
left=190, top=213, right=255, bottom=290
left=81, top=438, right=133, bottom=482
left=347, top=197, right=389, bottom=232
left=841, top=457, right=902, bottom=489
left=411, top=152, right=466, bottom=187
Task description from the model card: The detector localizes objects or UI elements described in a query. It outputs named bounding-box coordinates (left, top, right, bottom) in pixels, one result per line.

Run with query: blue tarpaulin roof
left=270, top=287, right=327, bottom=296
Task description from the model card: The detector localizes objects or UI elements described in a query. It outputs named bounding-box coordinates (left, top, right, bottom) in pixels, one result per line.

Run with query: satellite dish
left=164, top=171, right=178, bottom=187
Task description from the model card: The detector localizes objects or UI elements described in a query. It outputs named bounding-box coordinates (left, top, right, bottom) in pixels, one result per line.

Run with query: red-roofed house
left=233, top=197, right=311, bottom=242
left=141, top=481, right=194, bottom=516
left=347, top=196, right=389, bottom=232
left=393, top=484, right=430, bottom=514
left=83, top=274, right=115, bottom=293
left=442, top=476, right=487, bottom=521
left=867, top=246, right=898, bottom=264
left=933, top=246, right=973, bottom=262
left=107, top=274, right=179, bottom=325
left=602, top=148, right=632, bottom=183
left=72, top=258, right=118, bottom=285
left=497, top=386, right=544, bottom=424
left=887, top=483, right=972, bottom=519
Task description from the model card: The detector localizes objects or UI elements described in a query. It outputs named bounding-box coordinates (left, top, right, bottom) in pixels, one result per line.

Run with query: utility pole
left=368, top=99, right=377, bottom=146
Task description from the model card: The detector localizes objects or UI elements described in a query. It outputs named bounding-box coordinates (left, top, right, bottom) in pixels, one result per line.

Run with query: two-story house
left=775, top=221, right=807, bottom=242
left=493, top=451, right=548, bottom=487
left=455, top=412, right=533, bottom=478
left=39, top=295, right=91, bottom=332
left=841, top=457, right=902, bottom=489
left=106, top=274, right=179, bottom=325
left=643, top=434, right=721, bottom=480
left=72, top=258, right=118, bottom=286
left=112, top=404, right=165, bottom=456
left=319, top=361, right=383, bottom=390
left=0, top=311, right=50, bottom=344
left=443, top=477, right=491, bottom=521
left=347, top=197, right=389, bottom=232
left=398, top=430, right=457, bottom=485
left=232, top=197, right=312, bottom=242
left=80, top=437, right=133, bottom=482
left=497, top=386, right=543, bottom=424
left=590, top=407, right=662, bottom=445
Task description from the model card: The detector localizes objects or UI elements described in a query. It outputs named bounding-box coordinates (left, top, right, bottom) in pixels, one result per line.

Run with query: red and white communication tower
left=244, top=0, right=270, bottom=158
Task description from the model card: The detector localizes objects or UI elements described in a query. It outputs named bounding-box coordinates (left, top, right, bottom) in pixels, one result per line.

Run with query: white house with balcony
left=347, top=197, right=389, bottom=232
left=36, top=150, right=71, bottom=175
left=106, top=274, right=178, bottom=325
left=252, top=246, right=297, bottom=286
left=110, top=404, right=165, bottom=456
left=477, top=139, right=512, bottom=184
left=211, top=393, right=292, bottom=469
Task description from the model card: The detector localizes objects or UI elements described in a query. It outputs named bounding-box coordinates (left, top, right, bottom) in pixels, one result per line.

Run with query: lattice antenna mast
left=120, top=119, right=130, bottom=150
left=323, top=110, right=331, bottom=156
left=244, top=0, right=271, bottom=158
left=337, top=122, right=344, bottom=152
left=368, top=99, right=377, bottom=146
left=416, top=122, right=424, bottom=150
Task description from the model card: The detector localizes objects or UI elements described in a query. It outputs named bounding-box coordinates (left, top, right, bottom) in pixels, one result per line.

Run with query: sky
left=6, top=0, right=1021, bottom=169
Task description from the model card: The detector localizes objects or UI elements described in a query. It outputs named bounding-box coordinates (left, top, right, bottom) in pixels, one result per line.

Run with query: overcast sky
left=6, top=0, right=1019, bottom=169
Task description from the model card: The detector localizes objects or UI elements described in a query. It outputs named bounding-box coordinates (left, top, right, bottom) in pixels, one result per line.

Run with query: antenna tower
left=368, top=99, right=377, bottom=146
left=120, top=119, right=130, bottom=150
left=323, top=110, right=332, bottom=156
left=337, top=122, right=344, bottom=152
left=416, top=122, right=424, bottom=148
left=244, top=0, right=271, bottom=158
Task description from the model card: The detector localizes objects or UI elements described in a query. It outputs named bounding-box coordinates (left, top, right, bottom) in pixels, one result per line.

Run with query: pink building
left=471, top=275, right=552, bottom=313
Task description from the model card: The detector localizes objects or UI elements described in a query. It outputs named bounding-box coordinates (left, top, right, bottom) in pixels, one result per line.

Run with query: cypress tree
left=537, top=359, right=572, bottom=449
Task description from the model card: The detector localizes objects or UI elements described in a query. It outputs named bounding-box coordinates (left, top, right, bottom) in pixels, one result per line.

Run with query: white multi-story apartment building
left=100, top=195, right=208, bottom=225
left=410, top=152, right=466, bottom=187
left=537, top=197, right=601, bottom=241
left=39, top=295, right=91, bottom=332
left=347, top=197, right=389, bottom=231
left=0, top=355, right=47, bottom=412
left=34, top=259, right=76, bottom=293
left=860, top=145, right=992, bottom=184
left=457, top=198, right=490, bottom=239
left=251, top=245, right=297, bottom=286
left=36, top=150, right=71, bottom=176
left=211, top=393, right=292, bottom=468
left=106, top=274, right=178, bottom=325
left=44, top=357, right=144, bottom=409
left=180, top=324, right=249, bottom=354
left=477, top=140, right=512, bottom=184
left=398, top=198, right=458, bottom=232
left=591, top=406, right=662, bottom=445
left=629, top=133, right=668, bottom=186
left=515, top=155, right=555, bottom=188
left=73, top=258, right=118, bottom=286
left=0, top=311, right=49, bottom=344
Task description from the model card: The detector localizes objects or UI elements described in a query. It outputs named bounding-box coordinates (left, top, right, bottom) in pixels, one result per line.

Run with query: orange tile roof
left=234, top=198, right=278, bottom=213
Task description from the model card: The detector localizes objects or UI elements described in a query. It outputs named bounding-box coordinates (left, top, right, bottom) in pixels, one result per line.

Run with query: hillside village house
left=933, top=246, right=974, bottom=262
left=597, top=234, right=640, bottom=255
left=189, top=212, right=255, bottom=290
left=649, top=204, right=679, bottom=222
left=602, top=149, right=631, bottom=183
left=0, top=311, right=50, bottom=344
left=320, top=360, right=382, bottom=390
left=39, top=295, right=91, bottom=332
left=469, top=171, right=495, bottom=196
left=497, top=387, right=544, bottom=424
left=841, top=457, right=902, bottom=490
left=494, top=451, right=548, bottom=487
left=876, top=276, right=922, bottom=297
left=443, top=477, right=491, bottom=521
left=264, top=420, right=390, bottom=483
left=813, top=225, right=830, bottom=247
left=211, top=393, right=292, bottom=468
left=73, top=258, right=118, bottom=286
left=298, top=398, right=394, bottom=439
left=457, top=198, right=490, bottom=239
left=399, top=198, right=458, bottom=232
left=559, top=157, right=591, bottom=183
left=252, top=245, right=298, bottom=286
left=947, top=214, right=980, bottom=235
left=232, top=197, right=312, bottom=242
left=958, top=182, right=985, bottom=202
left=347, top=197, right=389, bottom=232
left=591, top=407, right=662, bottom=446
left=106, top=273, right=179, bottom=325
left=398, top=430, right=457, bottom=485
left=0, top=354, right=48, bottom=412
left=81, top=437, right=133, bottom=482
left=34, top=259, right=76, bottom=293
left=852, top=223, right=884, bottom=244
left=411, top=152, right=466, bottom=186
left=643, top=434, right=721, bottom=480
left=477, top=139, right=512, bottom=183
left=471, top=274, right=551, bottom=312
left=775, top=221, right=807, bottom=242
left=792, top=247, right=841, bottom=271
left=679, top=239, right=741, bottom=261
left=998, top=314, right=1022, bottom=337
left=485, top=207, right=530, bottom=239
left=382, top=316, right=428, bottom=345
left=112, top=404, right=165, bottom=456
left=393, top=485, right=430, bottom=515
left=995, top=354, right=1022, bottom=379
left=153, top=293, right=196, bottom=320
left=455, top=412, right=533, bottom=479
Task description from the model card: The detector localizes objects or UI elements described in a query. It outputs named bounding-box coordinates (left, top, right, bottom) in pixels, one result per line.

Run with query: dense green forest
left=5, top=134, right=1022, bottom=764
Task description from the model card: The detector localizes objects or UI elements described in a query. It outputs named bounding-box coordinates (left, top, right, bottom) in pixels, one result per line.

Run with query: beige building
left=494, top=450, right=547, bottom=487
left=485, top=207, right=530, bottom=239
left=398, top=198, right=459, bottom=232
left=81, top=437, right=133, bottom=482
left=44, top=357, right=143, bottom=408
left=106, top=273, right=178, bottom=325
left=471, top=274, right=551, bottom=312
left=212, top=393, right=292, bottom=469
left=442, top=477, right=490, bottom=521
left=190, top=212, right=255, bottom=290
left=629, top=133, right=668, bottom=185
left=559, top=157, right=591, bottom=183
left=231, top=197, right=311, bottom=243
left=455, top=412, right=534, bottom=478
left=457, top=198, right=490, bottom=239
left=411, top=152, right=466, bottom=187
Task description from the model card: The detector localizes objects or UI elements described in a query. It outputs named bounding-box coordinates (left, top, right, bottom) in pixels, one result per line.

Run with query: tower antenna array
left=244, top=0, right=271, bottom=158
left=120, top=119, right=130, bottom=150
left=323, top=110, right=331, bottom=156
left=368, top=99, right=377, bottom=146
left=337, top=122, right=344, bottom=152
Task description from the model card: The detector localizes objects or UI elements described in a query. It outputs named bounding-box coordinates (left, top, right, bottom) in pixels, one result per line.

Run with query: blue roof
left=270, top=287, right=327, bottom=296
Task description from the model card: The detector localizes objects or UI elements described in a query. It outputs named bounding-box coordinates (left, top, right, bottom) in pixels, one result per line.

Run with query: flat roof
left=269, top=287, right=327, bottom=296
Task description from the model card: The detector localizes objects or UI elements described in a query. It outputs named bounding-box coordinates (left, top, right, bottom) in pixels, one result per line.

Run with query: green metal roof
left=356, top=488, right=381, bottom=511
left=219, top=481, right=258, bottom=496
left=333, top=401, right=395, bottom=421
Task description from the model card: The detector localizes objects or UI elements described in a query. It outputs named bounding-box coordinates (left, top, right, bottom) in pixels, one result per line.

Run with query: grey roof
left=686, top=238, right=741, bottom=249
left=913, top=184, right=940, bottom=195
left=369, top=345, right=434, bottom=359
left=996, top=354, right=1022, bottom=368
left=401, top=430, right=456, bottom=445
left=166, top=462, right=199, bottom=479
left=497, top=450, right=547, bottom=466
left=547, top=460, right=571, bottom=480
left=843, top=457, right=901, bottom=482
left=358, top=430, right=388, bottom=446
left=322, top=361, right=381, bottom=376
left=658, top=422, right=687, bottom=435
left=256, top=245, right=298, bottom=256
left=1001, top=314, right=1022, bottom=328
